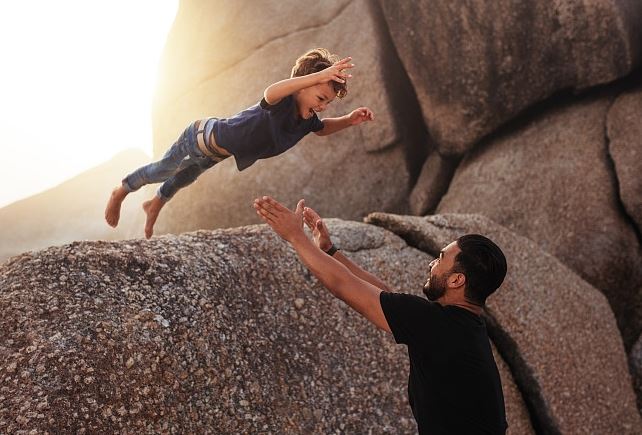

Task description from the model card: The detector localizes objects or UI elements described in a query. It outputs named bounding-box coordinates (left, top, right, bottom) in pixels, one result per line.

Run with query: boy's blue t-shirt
left=212, top=95, right=324, bottom=171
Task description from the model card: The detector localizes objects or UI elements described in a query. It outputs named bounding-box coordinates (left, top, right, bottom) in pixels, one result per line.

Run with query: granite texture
left=379, top=0, right=642, bottom=155
left=0, top=221, right=537, bottom=433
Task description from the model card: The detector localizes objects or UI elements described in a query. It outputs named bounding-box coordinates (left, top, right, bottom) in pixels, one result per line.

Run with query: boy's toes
left=105, top=206, right=118, bottom=227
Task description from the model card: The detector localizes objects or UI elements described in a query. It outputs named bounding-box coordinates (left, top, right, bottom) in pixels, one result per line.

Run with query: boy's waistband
left=195, top=118, right=231, bottom=161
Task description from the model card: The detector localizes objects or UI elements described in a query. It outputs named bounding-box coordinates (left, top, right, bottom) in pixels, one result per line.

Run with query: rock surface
left=366, top=212, right=642, bottom=435
left=607, top=84, right=642, bottom=235
left=0, top=221, right=538, bottom=433
left=408, top=152, right=458, bottom=216
left=379, top=0, right=642, bottom=155
left=631, top=331, right=642, bottom=413
left=436, top=91, right=642, bottom=348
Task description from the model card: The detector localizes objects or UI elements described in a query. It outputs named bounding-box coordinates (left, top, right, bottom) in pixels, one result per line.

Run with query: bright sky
left=0, top=1, right=178, bottom=207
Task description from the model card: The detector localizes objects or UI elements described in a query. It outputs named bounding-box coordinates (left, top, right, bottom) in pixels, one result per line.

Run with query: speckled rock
left=379, top=0, right=642, bottom=155
left=365, top=212, right=642, bottom=435
left=491, top=343, right=535, bottom=435
left=0, top=220, right=538, bottom=433
left=152, top=0, right=424, bottom=235
left=607, top=83, right=642, bottom=235
left=436, top=91, right=642, bottom=348
left=630, top=330, right=642, bottom=413
left=0, top=222, right=421, bottom=433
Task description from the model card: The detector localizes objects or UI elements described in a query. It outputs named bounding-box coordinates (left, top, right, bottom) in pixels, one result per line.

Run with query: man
left=253, top=196, right=508, bottom=435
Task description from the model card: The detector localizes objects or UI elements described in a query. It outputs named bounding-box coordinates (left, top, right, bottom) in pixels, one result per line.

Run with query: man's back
left=380, top=292, right=507, bottom=435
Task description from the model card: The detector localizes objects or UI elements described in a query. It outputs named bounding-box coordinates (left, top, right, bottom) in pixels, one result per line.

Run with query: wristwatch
left=325, top=244, right=339, bottom=256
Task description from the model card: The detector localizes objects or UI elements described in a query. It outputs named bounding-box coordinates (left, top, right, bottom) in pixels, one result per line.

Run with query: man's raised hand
left=253, top=196, right=306, bottom=243
left=303, top=206, right=333, bottom=252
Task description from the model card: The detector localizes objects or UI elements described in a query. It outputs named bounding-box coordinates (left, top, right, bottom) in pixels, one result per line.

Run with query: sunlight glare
left=0, top=1, right=178, bottom=207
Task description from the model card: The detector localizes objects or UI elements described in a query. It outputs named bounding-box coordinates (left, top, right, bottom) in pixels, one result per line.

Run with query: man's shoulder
left=379, top=292, right=443, bottom=345
left=380, top=291, right=436, bottom=307
left=380, top=292, right=443, bottom=317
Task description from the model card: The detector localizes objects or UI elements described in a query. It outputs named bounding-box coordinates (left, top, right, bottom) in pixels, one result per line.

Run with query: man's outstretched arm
left=253, top=196, right=391, bottom=333
left=302, top=206, right=392, bottom=292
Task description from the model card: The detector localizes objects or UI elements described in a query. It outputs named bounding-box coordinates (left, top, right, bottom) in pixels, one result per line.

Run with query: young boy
left=105, top=48, right=374, bottom=239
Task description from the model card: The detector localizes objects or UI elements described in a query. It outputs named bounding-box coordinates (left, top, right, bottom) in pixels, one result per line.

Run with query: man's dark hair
left=453, top=234, right=507, bottom=305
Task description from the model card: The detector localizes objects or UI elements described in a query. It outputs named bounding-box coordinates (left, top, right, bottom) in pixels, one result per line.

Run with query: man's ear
left=448, top=272, right=466, bottom=289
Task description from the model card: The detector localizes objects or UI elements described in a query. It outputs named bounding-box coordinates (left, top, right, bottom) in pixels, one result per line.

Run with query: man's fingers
left=255, top=209, right=275, bottom=225
left=303, top=216, right=314, bottom=230
left=259, top=196, right=290, bottom=216
left=295, top=199, right=305, bottom=216
left=303, top=207, right=321, bottom=222
left=263, top=196, right=288, bottom=211
left=254, top=204, right=277, bottom=222
left=253, top=200, right=279, bottom=220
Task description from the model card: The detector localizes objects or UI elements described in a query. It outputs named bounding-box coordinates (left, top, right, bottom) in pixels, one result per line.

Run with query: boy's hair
left=453, top=234, right=507, bottom=306
left=291, top=48, right=348, bottom=98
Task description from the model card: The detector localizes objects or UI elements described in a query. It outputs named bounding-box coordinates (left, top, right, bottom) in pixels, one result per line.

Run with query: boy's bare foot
left=105, top=186, right=129, bottom=227
left=142, top=196, right=166, bottom=239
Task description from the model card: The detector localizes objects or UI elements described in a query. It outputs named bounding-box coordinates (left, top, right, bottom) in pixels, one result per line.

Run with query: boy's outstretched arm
left=253, top=196, right=391, bottom=333
left=315, top=107, right=374, bottom=136
left=263, top=57, right=353, bottom=105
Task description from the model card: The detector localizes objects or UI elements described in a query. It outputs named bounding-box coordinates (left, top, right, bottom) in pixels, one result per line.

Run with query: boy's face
left=294, top=82, right=337, bottom=119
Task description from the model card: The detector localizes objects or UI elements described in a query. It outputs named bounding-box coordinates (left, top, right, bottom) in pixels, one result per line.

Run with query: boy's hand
left=318, top=57, right=354, bottom=84
left=303, top=206, right=333, bottom=252
left=348, top=107, right=375, bottom=125
left=253, top=196, right=306, bottom=244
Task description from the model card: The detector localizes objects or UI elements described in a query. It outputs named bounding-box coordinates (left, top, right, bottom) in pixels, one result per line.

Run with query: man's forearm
left=289, top=234, right=355, bottom=297
left=333, top=251, right=391, bottom=292
left=264, top=73, right=322, bottom=104
left=288, top=233, right=390, bottom=332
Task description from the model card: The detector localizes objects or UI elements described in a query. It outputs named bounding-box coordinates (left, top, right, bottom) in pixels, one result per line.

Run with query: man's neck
left=438, top=296, right=484, bottom=316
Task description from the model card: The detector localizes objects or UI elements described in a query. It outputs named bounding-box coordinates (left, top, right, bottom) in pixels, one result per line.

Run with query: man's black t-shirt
left=380, top=292, right=507, bottom=435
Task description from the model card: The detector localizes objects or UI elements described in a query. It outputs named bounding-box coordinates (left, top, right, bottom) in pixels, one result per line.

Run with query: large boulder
left=436, top=91, right=642, bottom=348
left=0, top=223, right=421, bottom=433
left=152, top=0, right=426, bottom=235
left=0, top=149, right=149, bottom=263
left=0, top=221, right=536, bottom=433
left=379, top=0, right=642, bottom=155
left=366, top=212, right=642, bottom=434
left=491, top=343, right=536, bottom=435
left=607, top=83, right=642, bottom=235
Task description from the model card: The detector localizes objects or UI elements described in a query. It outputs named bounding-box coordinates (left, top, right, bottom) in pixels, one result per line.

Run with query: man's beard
left=423, top=273, right=447, bottom=301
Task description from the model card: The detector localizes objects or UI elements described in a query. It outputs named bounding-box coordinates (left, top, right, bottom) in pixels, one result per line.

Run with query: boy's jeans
left=122, top=121, right=217, bottom=201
